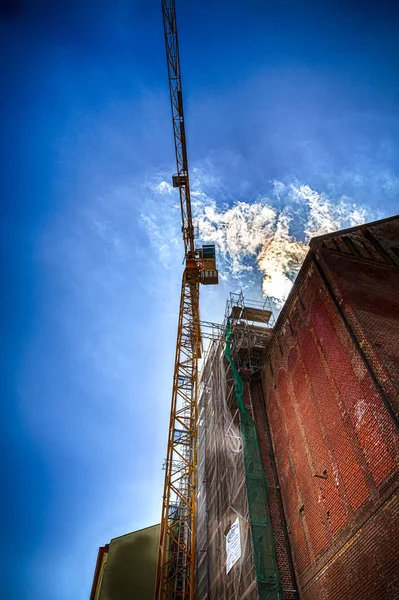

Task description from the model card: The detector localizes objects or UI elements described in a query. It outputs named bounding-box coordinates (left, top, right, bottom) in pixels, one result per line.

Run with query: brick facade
left=249, top=376, right=298, bottom=599
left=259, top=216, right=399, bottom=599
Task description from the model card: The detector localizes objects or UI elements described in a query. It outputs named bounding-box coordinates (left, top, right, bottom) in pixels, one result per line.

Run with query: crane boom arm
left=162, top=0, right=195, bottom=258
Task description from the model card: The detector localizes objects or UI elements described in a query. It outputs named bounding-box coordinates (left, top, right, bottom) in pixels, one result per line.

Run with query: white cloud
left=197, top=200, right=276, bottom=274
left=155, top=181, right=173, bottom=195
left=257, top=213, right=307, bottom=304
left=142, top=170, right=381, bottom=308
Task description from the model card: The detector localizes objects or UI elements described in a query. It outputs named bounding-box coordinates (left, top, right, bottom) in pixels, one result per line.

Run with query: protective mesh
left=196, top=341, right=256, bottom=600
left=225, top=320, right=283, bottom=600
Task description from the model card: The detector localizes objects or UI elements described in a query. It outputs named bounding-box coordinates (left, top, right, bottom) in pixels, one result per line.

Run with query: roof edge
left=109, top=523, right=161, bottom=543
left=271, top=251, right=314, bottom=340
left=309, top=214, right=399, bottom=250
left=268, top=213, right=399, bottom=347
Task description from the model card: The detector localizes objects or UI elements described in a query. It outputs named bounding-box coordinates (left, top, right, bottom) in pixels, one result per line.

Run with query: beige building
left=90, top=524, right=160, bottom=600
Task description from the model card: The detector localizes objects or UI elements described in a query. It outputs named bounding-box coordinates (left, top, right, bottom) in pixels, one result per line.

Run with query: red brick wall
left=249, top=378, right=298, bottom=599
left=261, top=219, right=399, bottom=598
left=317, top=220, right=399, bottom=418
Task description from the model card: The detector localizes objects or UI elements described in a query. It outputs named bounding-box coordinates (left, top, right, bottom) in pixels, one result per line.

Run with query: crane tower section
left=155, top=1, right=218, bottom=600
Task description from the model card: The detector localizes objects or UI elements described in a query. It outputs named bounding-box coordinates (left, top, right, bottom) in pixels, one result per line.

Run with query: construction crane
left=154, top=2, right=218, bottom=600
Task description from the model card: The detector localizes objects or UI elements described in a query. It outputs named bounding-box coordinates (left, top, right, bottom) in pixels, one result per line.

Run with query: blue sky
left=1, top=1, right=399, bottom=598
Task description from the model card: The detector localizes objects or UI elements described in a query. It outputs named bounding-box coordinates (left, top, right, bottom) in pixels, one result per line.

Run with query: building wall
left=93, top=524, right=160, bottom=600
left=197, top=334, right=299, bottom=598
left=314, top=218, right=399, bottom=420
left=249, top=376, right=298, bottom=600
left=196, top=342, right=259, bottom=600
left=261, top=217, right=399, bottom=599
left=90, top=545, right=109, bottom=600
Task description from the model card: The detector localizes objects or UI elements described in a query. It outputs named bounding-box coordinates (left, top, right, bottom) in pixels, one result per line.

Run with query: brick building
left=259, top=214, right=399, bottom=599
left=197, top=215, right=399, bottom=599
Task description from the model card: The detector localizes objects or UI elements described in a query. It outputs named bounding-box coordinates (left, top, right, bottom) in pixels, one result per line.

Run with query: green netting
left=225, top=320, right=283, bottom=600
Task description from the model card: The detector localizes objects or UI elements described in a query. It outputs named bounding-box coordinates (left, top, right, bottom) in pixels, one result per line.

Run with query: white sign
left=226, top=518, right=241, bottom=573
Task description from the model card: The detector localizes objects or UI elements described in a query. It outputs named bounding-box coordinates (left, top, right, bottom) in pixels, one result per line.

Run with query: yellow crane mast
left=155, top=1, right=218, bottom=600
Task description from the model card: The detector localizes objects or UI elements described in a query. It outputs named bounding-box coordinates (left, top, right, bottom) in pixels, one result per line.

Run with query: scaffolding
left=197, top=340, right=256, bottom=600
left=196, top=293, right=282, bottom=600
left=200, top=293, right=275, bottom=371
left=225, top=292, right=275, bottom=373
